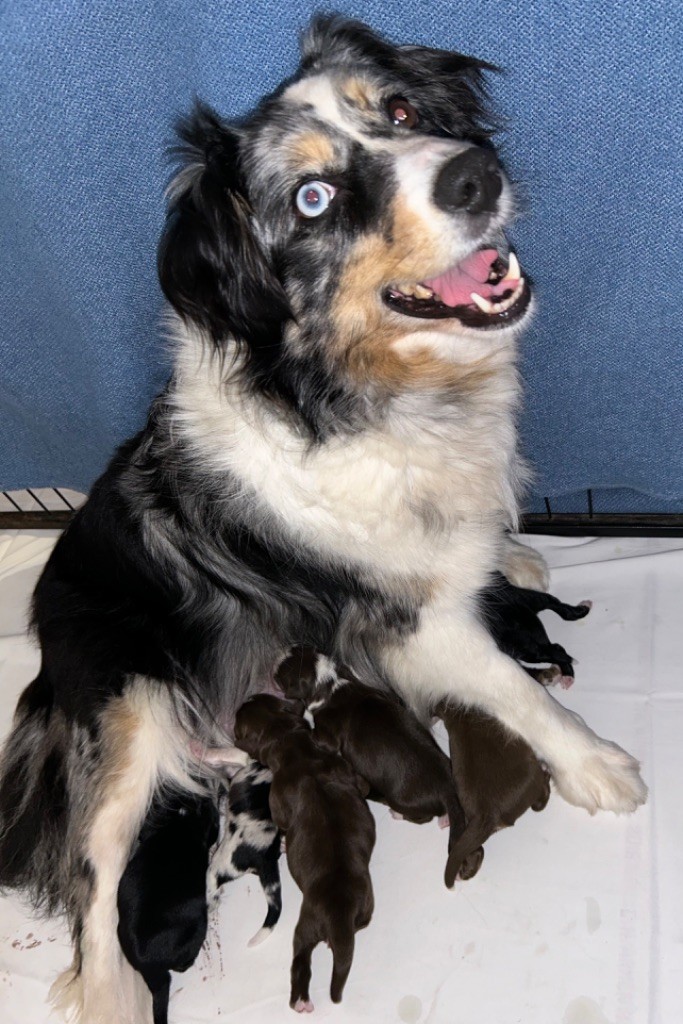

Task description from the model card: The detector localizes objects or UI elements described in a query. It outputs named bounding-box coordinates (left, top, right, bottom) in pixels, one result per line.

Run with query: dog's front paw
left=552, top=739, right=647, bottom=814
left=502, top=537, right=550, bottom=592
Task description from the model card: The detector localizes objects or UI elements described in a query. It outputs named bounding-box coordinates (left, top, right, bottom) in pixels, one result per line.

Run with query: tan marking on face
left=329, top=196, right=493, bottom=394
left=289, top=132, right=336, bottom=171
left=340, top=77, right=376, bottom=112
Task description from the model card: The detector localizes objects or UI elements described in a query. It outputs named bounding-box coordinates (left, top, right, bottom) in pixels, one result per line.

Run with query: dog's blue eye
left=295, top=181, right=335, bottom=218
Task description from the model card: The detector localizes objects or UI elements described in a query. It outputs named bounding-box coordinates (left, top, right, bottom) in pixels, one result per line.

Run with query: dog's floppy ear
left=302, top=16, right=497, bottom=142
left=158, top=102, right=291, bottom=348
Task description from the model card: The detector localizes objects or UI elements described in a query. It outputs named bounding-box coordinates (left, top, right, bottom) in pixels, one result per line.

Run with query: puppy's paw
left=458, top=847, right=484, bottom=881
left=437, top=814, right=450, bottom=830
left=292, top=998, right=314, bottom=1013
left=552, top=740, right=647, bottom=814
left=389, top=809, right=404, bottom=821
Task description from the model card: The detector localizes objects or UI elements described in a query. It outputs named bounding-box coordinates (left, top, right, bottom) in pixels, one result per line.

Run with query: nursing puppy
left=480, top=572, right=592, bottom=687
left=116, top=792, right=219, bottom=1024
left=207, top=762, right=282, bottom=947
left=276, top=646, right=467, bottom=866
left=438, top=702, right=550, bottom=888
left=234, top=695, right=375, bottom=1012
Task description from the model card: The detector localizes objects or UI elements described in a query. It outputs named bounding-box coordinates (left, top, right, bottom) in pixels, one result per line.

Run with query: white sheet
left=0, top=530, right=680, bottom=1024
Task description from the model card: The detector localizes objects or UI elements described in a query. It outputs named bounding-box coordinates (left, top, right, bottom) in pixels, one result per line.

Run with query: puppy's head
left=274, top=646, right=339, bottom=702
left=233, top=694, right=303, bottom=761
left=160, top=16, right=531, bottom=433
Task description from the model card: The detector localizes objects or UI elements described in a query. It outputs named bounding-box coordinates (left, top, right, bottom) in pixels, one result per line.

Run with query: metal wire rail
left=2, top=488, right=683, bottom=536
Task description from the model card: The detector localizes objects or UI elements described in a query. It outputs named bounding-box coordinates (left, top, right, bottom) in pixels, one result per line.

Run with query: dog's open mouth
left=384, top=248, right=531, bottom=329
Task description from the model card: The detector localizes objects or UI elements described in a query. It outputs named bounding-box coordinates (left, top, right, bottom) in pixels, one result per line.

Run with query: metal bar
left=53, top=487, right=75, bottom=510
left=522, top=513, right=683, bottom=537
left=0, top=510, right=74, bottom=529
left=2, top=491, right=24, bottom=513
left=2, top=507, right=683, bottom=536
left=26, top=488, right=50, bottom=512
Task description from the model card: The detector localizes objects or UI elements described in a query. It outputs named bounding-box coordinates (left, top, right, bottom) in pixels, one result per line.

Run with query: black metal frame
left=3, top=487, right=683, bottom=536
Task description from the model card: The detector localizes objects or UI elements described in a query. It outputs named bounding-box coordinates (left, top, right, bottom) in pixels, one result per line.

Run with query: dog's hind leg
left=385, top=608, right=647, bottom=815
left=290, top=903, right=317, bottom=1012
left=50, top=680, right=199, bottom=1024
left=329, top=923, right=355, bottom=1004
left=248, top=851, right=282, bottom=947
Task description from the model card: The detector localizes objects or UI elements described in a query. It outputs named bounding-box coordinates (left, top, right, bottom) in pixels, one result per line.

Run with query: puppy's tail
left=444, top=817, right=491, bottom=889
left=0, top=673, right=71, bottom=913
left=330, top=927, right=355, bottom=1003
left=248, top=853, right=283, bottom=947
left=147, top=969, right=171, bottom=1024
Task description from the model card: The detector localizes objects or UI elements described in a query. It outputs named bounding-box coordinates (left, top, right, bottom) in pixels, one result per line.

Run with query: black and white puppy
left=117, top=791, right=219, bottom=1024
left=480, top=572, right=592, bottom=687
left=207, top=762, right=282, bottom=946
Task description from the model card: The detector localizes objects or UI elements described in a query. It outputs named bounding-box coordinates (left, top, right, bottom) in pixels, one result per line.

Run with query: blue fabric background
left=1, top=1, right=682, bottom=511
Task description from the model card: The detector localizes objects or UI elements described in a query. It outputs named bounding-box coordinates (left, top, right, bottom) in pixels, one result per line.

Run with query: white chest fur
left=171, top=334, right=522, bottom=593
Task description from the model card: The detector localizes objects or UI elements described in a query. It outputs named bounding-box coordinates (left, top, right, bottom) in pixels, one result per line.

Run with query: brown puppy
left=438, top=701, right=551, bottom=888
left=234, top=694, right=375, bottom=1013
left=276, top=647, right=467, bottom=880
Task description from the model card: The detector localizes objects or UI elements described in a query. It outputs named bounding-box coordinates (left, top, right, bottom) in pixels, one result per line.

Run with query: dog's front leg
left=383, top=606, right=646, bottom=815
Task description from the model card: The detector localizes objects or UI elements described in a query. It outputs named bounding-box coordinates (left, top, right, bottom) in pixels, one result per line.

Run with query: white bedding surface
left=0, top=531, right=680, bottom=1024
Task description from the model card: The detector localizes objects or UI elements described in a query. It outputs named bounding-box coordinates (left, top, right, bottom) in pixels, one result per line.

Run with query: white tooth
left=470, top=292, right=496, bottom=314
left=504, top=252, right=520, bottom=281
left=396, top=282, right=416, bottom=296
left=414, top=284, right=434, bottom=299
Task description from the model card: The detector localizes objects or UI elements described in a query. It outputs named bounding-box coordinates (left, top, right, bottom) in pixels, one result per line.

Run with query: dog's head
left=233, top=694, right=303, bottom=761
left=160, top=16, right=531, bottom=434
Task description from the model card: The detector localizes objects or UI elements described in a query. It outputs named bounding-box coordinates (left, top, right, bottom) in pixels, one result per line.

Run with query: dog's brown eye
left=388, top=97, right=419, bottom=129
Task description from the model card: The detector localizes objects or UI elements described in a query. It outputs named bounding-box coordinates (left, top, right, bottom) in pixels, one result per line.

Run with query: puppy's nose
left=433, top=148, right=503, bottom=215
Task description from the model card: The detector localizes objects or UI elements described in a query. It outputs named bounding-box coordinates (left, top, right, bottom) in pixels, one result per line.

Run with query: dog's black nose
left=433, top=149, right=503, bottom=215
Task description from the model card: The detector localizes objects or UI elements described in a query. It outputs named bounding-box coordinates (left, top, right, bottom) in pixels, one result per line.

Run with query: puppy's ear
left=158, top=102, right=291, bottom=348
left=354, top=773, right=371, bottom=799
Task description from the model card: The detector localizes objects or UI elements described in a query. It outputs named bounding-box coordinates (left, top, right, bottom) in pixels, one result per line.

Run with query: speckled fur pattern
left=207, top=763, right=282, bottom=947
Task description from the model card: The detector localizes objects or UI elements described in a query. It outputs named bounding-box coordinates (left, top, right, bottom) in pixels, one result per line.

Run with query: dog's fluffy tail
left=0, top=673, right=73, bottom=912
left=329, top=926, right=355, bottom=1003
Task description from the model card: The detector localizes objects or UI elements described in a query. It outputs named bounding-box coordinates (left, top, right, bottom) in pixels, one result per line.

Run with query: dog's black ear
left=302, top=16, right=497, bottom=142
left=158, top=102, right=291, bottom=348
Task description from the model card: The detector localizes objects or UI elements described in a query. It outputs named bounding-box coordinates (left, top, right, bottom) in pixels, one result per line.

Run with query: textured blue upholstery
left=1, top=1, right=682, bottom=511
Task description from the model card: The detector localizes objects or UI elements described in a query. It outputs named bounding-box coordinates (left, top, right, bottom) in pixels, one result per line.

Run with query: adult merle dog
left=0, top=16, right=646, bottom=1023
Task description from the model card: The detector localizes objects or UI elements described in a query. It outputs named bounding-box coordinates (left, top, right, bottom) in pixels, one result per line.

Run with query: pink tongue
left=424, top=249, right=518, bottom=308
